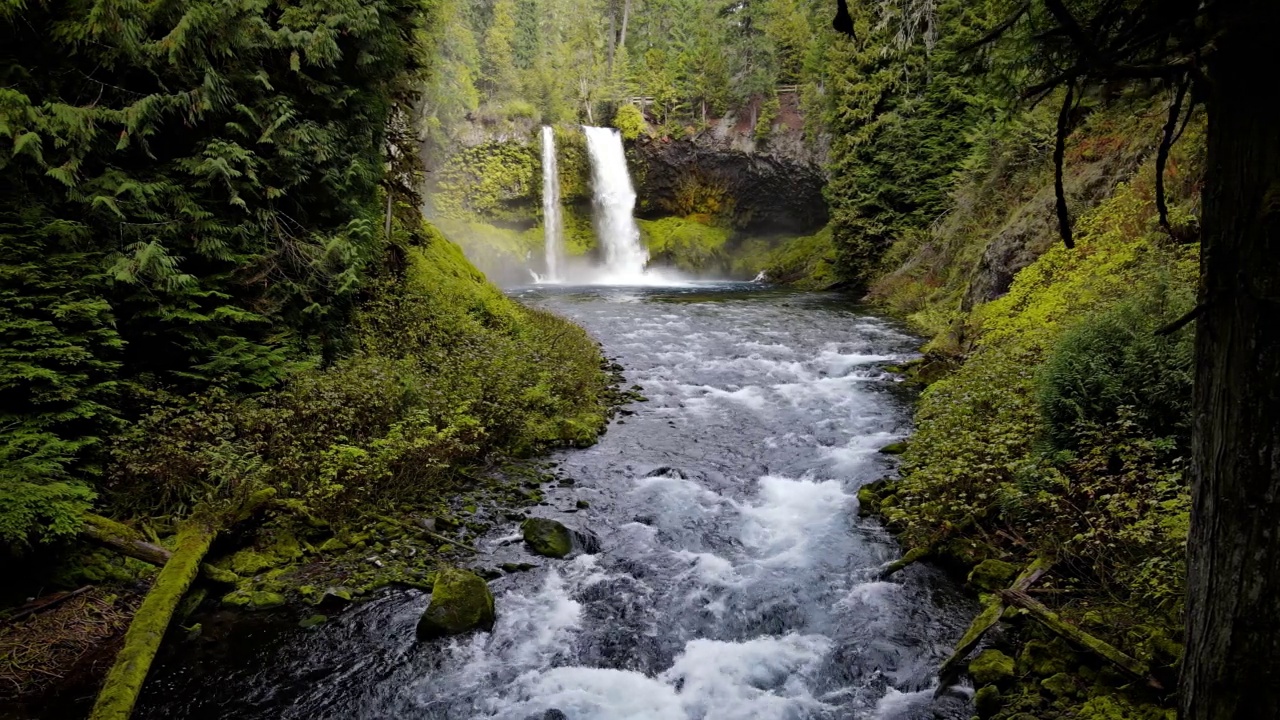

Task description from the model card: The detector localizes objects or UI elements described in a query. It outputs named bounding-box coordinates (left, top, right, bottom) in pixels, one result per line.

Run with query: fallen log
left=89, top=521, right=216, bottom=720
left=879, top=546, right=929, bottom=580
left=80, top=513, right=238, bottom=585
left=88, top=489, right=275, bottom=720
left=1, top=585, right=93, bottom=626
left=936, top=557, right=1053, bottom=691
left=998, top=587, right=1160, bottom=688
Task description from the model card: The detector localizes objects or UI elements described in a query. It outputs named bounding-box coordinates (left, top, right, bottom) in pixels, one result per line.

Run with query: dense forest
left=2, top=0, right=1277, bottom=718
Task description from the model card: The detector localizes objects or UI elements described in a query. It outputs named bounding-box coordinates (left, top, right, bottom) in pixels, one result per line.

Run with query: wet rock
left=416, top=568, right=496, bottom=640
left=501, top=562, right=537, bottom=573
left=645, top=466, right=687, bottom=479
left=318, top=586, right=353, bottom=609
left=571, top=529, right=602, bottom=555
left=524, top=710, right=568, bottom=720
left=521, top=518, right=573, bottom=558
left=475, top=567, right=503, bottom=580
left=299, top=614, right=328, bottom=629
left=968, top=559, right=1019, bottom=592
left=575, top=500, right=590, bottom=509
left=973, top=685, right=1002, bottom=719
left=969, top=649, right=1016, bottom=685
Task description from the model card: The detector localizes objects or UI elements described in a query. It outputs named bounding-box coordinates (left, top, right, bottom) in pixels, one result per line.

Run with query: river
left=137, top=283, right=974, bottom=720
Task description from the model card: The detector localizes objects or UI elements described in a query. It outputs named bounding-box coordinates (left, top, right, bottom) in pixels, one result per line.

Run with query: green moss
left=319, top=537, right=348, bottom=553
left=968, top=559, right=1019, bottom=592
left=758, top=226, right=839, bottom=289
left=415, top=567, right=495, bottom=640
left=299, top=614, right=328, bottom=628
left=879, top=442, right=908, bottom=455
left=249, top=591, right=285, bottom=610
left=229, top=549, right=275, bottom=576
left=969, top=649, right=1016, bottom=685
left=974, top=685, right=1002, bottom=718
left=521, top=517, right=572, bottom=558
left=1076, top=694, right=1175, bottom=720
left=638, top=217, right=732, bottom=274
left=1020, top=639, right=1073, bottom=677
left=433, top=141, right=540, bottom=223
left=1041, top=672, right=1078, bottom=698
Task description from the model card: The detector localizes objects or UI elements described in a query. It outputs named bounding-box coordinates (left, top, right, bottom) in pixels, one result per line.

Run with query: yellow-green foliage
left=639, top=217, right=731, bottom=274
left=613, top=104, right=648, bottom=142
left=553, top=126, right=592, bottom=204
left=868, top=97, right=1176, bottom=342
left=434, top=142, right=540, bottom=222
left=759, top=226, right=839, bottom=289
left=108, top=222, right=609, bottom=519
left=888, top=173, right=1198, bottom=626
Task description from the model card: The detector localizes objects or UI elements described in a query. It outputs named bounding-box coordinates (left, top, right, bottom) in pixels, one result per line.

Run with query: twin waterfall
left=539, top=125, right=649, bottom=284
left=540, top=126, right=565, bottom=283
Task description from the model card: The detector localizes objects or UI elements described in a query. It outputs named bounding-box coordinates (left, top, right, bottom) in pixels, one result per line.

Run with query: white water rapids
left=138, top=286, right=974, bottom=720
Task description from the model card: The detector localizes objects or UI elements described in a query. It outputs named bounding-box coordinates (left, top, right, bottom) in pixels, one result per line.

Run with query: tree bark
left=619, top=0, right=631, bottom=51
left=1181, top=2, right=1280, bottom=718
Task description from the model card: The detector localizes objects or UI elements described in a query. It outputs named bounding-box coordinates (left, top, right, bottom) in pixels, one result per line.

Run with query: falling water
left=540, top=126, right=565, bottom=283
left=583, top=126, right=648, bottom=281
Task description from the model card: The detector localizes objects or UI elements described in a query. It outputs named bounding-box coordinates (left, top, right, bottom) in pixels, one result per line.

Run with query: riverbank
left=0, top=220, right=624, bottom=717
left=844, top=100, right=1204, bottom=720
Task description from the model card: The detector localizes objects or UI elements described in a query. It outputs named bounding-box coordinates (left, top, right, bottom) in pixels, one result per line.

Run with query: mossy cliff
left=856, top=97, right=1204, bottom=720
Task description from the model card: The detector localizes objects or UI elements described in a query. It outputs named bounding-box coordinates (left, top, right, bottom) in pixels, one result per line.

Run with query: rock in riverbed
left=416, top=568, right=495, bottom=640
left=521, top=518, right=573, bottom=558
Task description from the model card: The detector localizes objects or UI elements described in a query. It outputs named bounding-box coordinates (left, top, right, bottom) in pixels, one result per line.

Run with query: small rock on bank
left=416, top=568, right=495, bottom=640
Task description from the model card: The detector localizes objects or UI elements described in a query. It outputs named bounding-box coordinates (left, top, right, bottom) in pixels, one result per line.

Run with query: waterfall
left=540, top=126, right=565, bottom=282
left=583, top=126, right=648, bottom=280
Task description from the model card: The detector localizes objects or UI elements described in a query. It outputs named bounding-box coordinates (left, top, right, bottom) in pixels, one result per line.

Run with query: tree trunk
left=619, top=0, right=631, bottom=50
left=1181, top=3, right=1280, bottom=718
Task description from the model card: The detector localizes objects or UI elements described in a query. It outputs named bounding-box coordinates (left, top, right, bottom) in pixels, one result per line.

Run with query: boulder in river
left=416, top=568, right=496, bottom=640
left=521, top=518, right=573, bottom=558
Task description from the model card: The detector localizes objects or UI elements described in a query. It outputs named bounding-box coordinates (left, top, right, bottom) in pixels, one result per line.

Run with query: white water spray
left=584, top=126, right=648, bottom=281
left=540, top=126, right=565, bottom=282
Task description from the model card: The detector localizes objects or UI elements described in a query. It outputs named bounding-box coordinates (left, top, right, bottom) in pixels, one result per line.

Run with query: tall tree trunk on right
left=1181, top=2, right=1280, bottom=717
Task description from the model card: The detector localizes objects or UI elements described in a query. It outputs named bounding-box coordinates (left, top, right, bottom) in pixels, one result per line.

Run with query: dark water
left=137, top=283, right=974, bottom=720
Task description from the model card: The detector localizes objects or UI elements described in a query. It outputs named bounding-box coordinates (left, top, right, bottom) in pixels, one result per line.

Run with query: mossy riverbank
left=852, top=100, right=1204, bottom=720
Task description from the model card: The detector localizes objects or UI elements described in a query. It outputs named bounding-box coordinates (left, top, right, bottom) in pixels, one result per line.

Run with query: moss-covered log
left=937, top=557, right=1053, bottom=688
left=999, top=588, right=1158, bottom=687
left=879, top=546, right=929, bottom=579
left=89, top=522, right=216, bottom=720
left=80, top=513, right=237, bottom=585
left=81, top=514, right=171, bottom=566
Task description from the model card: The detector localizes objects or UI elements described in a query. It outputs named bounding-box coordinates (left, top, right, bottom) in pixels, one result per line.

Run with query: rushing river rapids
left=137, top=283, right=974, bottom=720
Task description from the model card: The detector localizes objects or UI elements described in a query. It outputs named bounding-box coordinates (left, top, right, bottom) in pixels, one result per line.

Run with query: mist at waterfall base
left=531, top=126, right=692, bottom=287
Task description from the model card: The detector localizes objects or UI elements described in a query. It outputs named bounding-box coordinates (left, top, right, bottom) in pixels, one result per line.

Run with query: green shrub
left=755, top=96, right=780, bottom=143
left=501, top=100, right=542, bottom=123
left=107, top=222, right=609, bottom=519
left=1038, top=285, right=1195, bottom=450
left=613, top=104, right=647, bottom=142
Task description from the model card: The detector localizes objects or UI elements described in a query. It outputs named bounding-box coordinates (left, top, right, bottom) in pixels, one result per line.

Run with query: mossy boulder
left=974, top=684, right=1003, bottom=718
left=969, top=649, right=1017, bottom=685
left=416, top=568, right=496, bottom=640
left=228, top=549, right=275, bottom=576
left=1020, top=639, right=1074, bottom=676
left=220, top=589, right=285, bottom=610
left=968, top=559, right=1019, bottom=592
left=1041, top=672, right=1077, bottom=698
left=521, top=518, right=573, bottom=558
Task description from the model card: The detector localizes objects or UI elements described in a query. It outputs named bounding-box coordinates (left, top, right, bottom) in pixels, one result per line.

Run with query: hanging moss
left=434, top=142, right=541, bottom=223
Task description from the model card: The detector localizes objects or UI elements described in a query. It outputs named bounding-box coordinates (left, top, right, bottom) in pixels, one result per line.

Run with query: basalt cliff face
left=629, top=106, right=829, bottom=234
